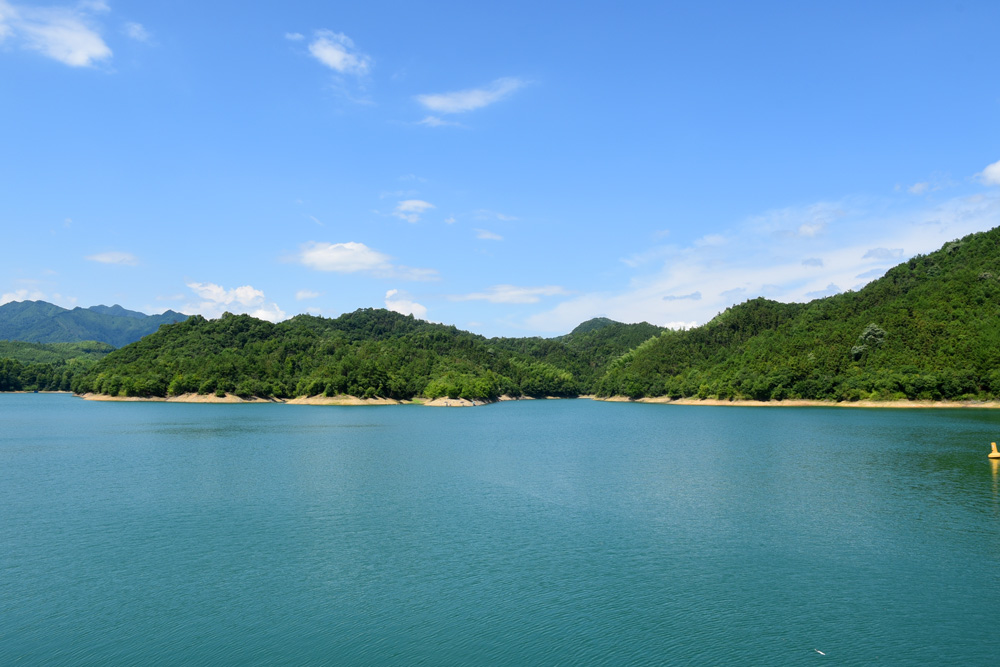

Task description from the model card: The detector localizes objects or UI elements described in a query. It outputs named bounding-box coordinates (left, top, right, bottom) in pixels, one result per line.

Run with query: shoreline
left=44, top=392, right=1000, bottom=409
left=75, top=392, right=530, bottom=407
left=598, top=396, right=1000, bottom=409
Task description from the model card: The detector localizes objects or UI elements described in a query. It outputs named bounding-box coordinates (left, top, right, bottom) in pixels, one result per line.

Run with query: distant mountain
left=86, top=304, right=150, bottom=320
left=0, top=301, right=188, bottom=347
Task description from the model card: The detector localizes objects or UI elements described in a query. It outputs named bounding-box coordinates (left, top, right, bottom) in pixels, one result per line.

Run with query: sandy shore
left=286, top=395, right=403, bottom=406
left=78, top=392, right=496, bottom=407
left=73, top=392, right=1000, bottom=409
left=598, top=396, right=1000, bottom=409
left=78, top=392, right=280, bottom=404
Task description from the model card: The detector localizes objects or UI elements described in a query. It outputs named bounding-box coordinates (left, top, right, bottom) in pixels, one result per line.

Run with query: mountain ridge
left=0, top=300, right=188, bottom=347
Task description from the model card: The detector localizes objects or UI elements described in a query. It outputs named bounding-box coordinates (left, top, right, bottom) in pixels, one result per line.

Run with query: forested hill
left=71, top=310, right=663, bottom=400
left=27, top=227, right=1000, bottom=402
left=597, top=227, right=1000, bottom=401
left=0, top=300, right=188, bottom=347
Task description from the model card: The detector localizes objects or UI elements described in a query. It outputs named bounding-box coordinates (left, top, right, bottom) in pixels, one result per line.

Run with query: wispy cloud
left=393, top=199, right=434, bottom=223
left=185, top=281, right=286, bottom=322
left=749, top=201, right=846, bottom=239
left=417, top=116, right=462, bottom=128
left=855, top=268, right=887, bottom=280
left=450, top=285, right=568, bottom=304
left=0, top=0, right=112, bottom=67
left=296, top=241, right=439, bottom=281
left=804, top=283, right=842, bottom=300
left=472, top=209, right=517, bottom=222
left=475, top=229, right=503, bottom=241
left=295, top=290, right=320, bottom=300
left=415, top=77, right=524, bottom=114
left=862, top=247, right=903, bottom=261
left=0, top=287, right=46, bottom=305
left=122, top=21, right=149, bottom=43
left=304, top=30, right=371, bottom=76
left=622, top=245, right=675, bottom=268
left=662, top=291, right=701, bottom=301
left=524, top=190, right=1000, bottom=334
left=85, top=251, right=138, bottom=265
left=385, top=289, right=427, bottom=319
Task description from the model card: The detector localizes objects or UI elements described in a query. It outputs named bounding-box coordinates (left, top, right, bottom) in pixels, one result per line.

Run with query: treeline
left=596, top=229, right=1000, bottom=401
left=71, top=309, right=660, bottom=400
left=0, top=341, right=114, bottom=392
left=0, top=358, right=82, bottom=392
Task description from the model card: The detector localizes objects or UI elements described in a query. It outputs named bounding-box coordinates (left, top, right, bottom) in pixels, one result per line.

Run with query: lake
left=2, top=394, right=999, bottom=665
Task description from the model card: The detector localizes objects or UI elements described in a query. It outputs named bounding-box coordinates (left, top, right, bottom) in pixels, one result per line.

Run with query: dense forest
left=596, top=228, right=1000, bottom=401
left=65, top=310, right=661, bottom=400
left=0, top=341, right=113, bottom=392
left=6, top=227, right=1000, bottom=403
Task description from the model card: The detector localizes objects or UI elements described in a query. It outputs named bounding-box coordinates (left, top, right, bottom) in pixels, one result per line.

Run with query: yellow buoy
left=990, top=442, right=1000, bottom=459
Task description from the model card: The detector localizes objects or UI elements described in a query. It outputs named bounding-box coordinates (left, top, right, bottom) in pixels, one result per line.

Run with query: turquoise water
left=3, top=395, right=1000, bottom=665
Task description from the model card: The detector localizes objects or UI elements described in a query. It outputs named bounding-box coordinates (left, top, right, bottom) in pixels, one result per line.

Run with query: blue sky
left=2, top=0, right=1000, bottom=337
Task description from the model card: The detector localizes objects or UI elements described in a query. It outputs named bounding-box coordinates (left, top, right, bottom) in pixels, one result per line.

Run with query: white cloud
left=802, top=257, right=823, bottom=267
left=908, top=182, right=929, bottom=195
left=307, top=30, right=371, bottom=76
left=393, top=199, right=435, bottom=223
left=1, top=288, right=46, bottom=305
left=415, top=77, right=524, bottom=114
left=185, top=281, right=286, bottom=322
left=122, top=21, right=149, bottom=42
left=450, top=285, right=569, bottom=304
left=475, top=229, right=503, bottom=241
left=385, top=289, right=427, bottom=319
left=664, top=321, right=697, bottom=330
left=295, top=290, right=320, bottom=300
left=284, top=32, right=304, bottom=41
left=299, top=241, right=392, bottom=273
left=0, top=1, right=112, bottom=67
left=297, top=241, right=439, bottom=281
left=979, top=160, right=1000, bottom=187
left=85, top=251, right=138, bottom=265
